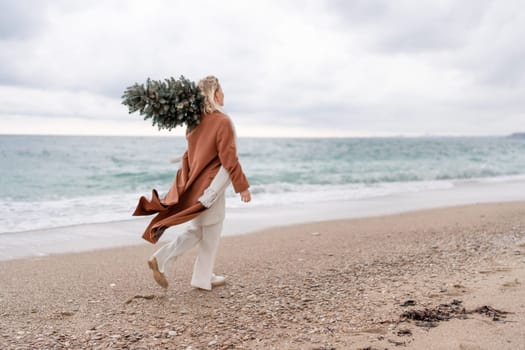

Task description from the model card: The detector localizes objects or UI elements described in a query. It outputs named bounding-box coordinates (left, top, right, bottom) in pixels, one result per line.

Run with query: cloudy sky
left=1, top=0, right=524, bottom=137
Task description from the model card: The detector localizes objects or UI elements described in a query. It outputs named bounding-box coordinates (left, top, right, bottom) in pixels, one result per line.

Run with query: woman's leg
left=152, top=223, right=203, bottom=274
left=190, top=221, right=223, bottom=290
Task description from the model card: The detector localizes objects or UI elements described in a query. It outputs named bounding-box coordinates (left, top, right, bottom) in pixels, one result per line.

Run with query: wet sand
left=1, top=202, right=524, bottom=349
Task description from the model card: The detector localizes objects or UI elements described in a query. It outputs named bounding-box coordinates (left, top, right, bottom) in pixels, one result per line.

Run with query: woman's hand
left=240, top=189, right=251, bottom=203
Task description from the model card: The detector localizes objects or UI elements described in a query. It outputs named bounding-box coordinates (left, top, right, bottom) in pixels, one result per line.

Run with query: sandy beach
left=1, top=201, right=525, bottom=349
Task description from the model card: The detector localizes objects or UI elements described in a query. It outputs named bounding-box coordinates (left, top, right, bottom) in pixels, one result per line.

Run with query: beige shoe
left=211, top=274, right=226, bottom=287
left=147, top=257, right=168, bottom=289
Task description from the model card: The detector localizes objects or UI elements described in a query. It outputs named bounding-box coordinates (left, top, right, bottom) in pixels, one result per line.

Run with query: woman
left=133, top=75, right=251, bottom=290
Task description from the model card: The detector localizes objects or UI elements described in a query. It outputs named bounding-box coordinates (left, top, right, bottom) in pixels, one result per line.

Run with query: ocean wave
left=0, top=193, right=139, bottom=234
left=2, top=135, right=525, bottom=233
left=2, top=174, right=525, bottom=233
left=224, top=180, right=455, bottom=208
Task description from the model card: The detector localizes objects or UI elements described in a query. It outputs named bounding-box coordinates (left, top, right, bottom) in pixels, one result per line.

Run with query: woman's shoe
left=147, top=257, right=168, bottom=289
left=211, top=274, right=226, bottom=287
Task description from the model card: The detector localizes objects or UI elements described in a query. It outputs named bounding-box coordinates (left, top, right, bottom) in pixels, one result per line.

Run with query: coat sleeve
left=216, top=117, right=249, bottom=193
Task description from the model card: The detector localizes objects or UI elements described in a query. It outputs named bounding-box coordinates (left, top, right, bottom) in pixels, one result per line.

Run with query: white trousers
left=152, top=220, right=223, bottom=290
left=152, top=166, right=231, bottom=290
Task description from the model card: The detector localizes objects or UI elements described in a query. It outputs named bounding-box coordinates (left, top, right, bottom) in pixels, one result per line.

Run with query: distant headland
left=508, top=132, right=525, bottom=139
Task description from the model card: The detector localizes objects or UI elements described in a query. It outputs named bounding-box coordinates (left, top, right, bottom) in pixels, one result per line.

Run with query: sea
left=1, top=135, right=525, bottom=235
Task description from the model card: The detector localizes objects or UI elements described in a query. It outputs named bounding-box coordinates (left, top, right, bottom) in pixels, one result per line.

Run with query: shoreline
left=1, top=202, right=524, bottom=349
left=2, top=175, right=525, bottom=261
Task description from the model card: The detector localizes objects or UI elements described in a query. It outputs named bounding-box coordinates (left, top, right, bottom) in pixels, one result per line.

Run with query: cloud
left=0, top=1, right=49, bottom=85
left=449, top=0, right=525, bottom=88
left=0, top=1, right=47, bottom=40
left=325, top=0, right=490, bottom=52
left=0, top=0, right=524, bottom=136
left=0, top=85, right=123, bottom=120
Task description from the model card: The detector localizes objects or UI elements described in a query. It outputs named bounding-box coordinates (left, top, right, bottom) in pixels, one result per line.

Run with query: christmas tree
left=121, top=75, right=204, bottom=131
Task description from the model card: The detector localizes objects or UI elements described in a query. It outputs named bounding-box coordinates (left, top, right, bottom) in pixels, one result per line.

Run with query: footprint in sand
left=478, top=267, right=512, bottom=275
left=459, top=342, right=484, bottom=350
left=441, top=284, right=471, bottom=297
left=501, top=278, right=521, bottom=288
left=355, top=327, right=388, bottom=335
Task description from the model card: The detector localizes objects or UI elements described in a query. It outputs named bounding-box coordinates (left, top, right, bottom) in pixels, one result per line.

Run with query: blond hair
left=198, top=75, right=222, bottom=114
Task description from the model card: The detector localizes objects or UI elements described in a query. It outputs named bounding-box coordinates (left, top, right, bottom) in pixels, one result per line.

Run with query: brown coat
left=133, top=111, right=249, bottom=243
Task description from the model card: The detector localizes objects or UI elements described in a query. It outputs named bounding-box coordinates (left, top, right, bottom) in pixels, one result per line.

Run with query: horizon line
left=0, top=132, right=517, bottom=139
